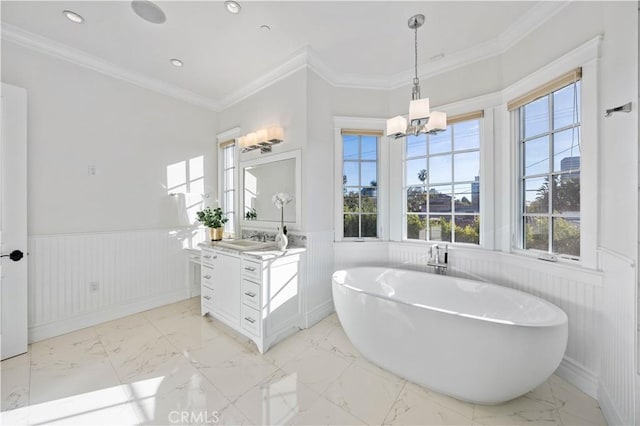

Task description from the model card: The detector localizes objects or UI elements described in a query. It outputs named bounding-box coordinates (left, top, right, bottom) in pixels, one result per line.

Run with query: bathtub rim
left=332, top=266, right=568, bottom=329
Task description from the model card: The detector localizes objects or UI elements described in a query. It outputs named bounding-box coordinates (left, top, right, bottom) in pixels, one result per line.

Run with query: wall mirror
left=240, top=150, right=301, bottom=231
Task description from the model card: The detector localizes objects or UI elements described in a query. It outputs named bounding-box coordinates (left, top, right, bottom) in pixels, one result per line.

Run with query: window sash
left=517, top=81, right=581, bottom=258
left=342, top=134, right=379, bottom=239
left=403, top=118, right=481, bottom=244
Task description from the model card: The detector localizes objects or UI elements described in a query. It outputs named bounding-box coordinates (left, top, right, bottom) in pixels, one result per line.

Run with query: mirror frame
left=240, top=149, right=302, bottom=231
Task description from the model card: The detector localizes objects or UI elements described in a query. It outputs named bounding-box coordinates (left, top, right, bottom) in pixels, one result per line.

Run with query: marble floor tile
left=1, top=352, right=30, bottom=412
left=182, top=333, right=246, bottom=370
left=550, top=375, right=607, bottom=425
left=315, top=326, right=361, bottom=361
left=263, top=330, right=313, bottom=368
left=297, top=317, right=337, bottom=347
left=280, top=345, right=354, bottom=395
left=286, top=394, right=366, bottom=425
left=473, top=389, right=561, bottom=426
left=106, top=334, right=183, bottom=383
left=30, top=330, right=122, bottom=406
left=322, top=356, right=405, bottom=425
left=196, top=351, right=279, bottom=401
left=123, top=357, right=231, bottom=425
left=28, top=382, right=139, bottom=425
left=234, top=369, right=322, bottom=425
left=161, top=316, right=224, bottom=352
left=0, top=298, right=609, bottom=426
left=384, top=381, right=475, bottom=426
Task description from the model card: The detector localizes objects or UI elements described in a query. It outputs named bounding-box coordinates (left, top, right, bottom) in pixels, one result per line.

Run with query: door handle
left=0, top=250, right=24, bottom=262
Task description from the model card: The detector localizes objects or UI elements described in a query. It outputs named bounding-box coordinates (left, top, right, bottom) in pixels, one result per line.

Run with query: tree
left=418, top=169, right=427, bottom=183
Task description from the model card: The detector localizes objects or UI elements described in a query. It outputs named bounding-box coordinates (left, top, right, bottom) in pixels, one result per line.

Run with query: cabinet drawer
left=201, top=265, right=215, bottom=289
left=241, top=259, right=262, bottom=282
left=201, top=249, right=218, bottom=268
left=201, top=285, right=214, bottom=307
left=242, top=280, right=261, bottom=310
left=241, top=305, right=261, bottom=337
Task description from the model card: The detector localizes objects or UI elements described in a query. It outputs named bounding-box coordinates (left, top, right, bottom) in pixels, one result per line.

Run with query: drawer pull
left=203, top=295, right=212, bottom=300
left=244, top=316, right=256, bottom=324
left=213, top=256, right=218, bottom=259
left=203, top=275, right=212, bottom=280
left=203, top=255, right=211, bottom=259
left=244, top=291, right=256, bottom=298
left=244, top=266, right=256, bottom=272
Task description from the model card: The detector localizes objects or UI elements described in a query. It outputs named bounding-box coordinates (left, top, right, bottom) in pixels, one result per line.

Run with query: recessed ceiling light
left=131, top=0, right=166, bottom=24
left=260, top=25, right=271, bottom=32
left=63, top=10, right=85, bottom=24
left=170, top=59, right=184, bottom=67
left=225, top=1, right=241, bottom=14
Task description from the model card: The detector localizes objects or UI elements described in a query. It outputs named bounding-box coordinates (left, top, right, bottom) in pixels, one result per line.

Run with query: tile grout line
left=379, top=379, right=408, bottom=426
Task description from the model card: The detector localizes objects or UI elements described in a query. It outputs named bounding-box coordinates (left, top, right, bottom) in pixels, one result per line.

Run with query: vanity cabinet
left=200, top=245, right=305, bottom=353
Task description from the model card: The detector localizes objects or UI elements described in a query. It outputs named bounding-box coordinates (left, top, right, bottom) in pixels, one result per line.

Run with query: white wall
left=2, top=40, right=216, bottom=341
left=597, top=2, right=638, bottom=425
left=1, top=41, right=217, bottom=235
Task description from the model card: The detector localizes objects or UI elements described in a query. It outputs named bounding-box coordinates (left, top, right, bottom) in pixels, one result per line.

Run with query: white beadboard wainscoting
left=303, top=230, right=336, bottom=327
left=27, top=228, right=204, bottom=342
left=334, top=242, right=603, bottom=399
left=597, top=247, right=637, bottom=426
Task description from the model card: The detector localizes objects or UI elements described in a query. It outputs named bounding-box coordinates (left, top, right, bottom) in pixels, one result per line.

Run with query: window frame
left=515, top=81, right=582, bottom=259
left=401, top=115, right=484, bottom=246
left=334, top=117, right=388, bottom=242
left=216, top=127, right=241, bottom=238
left=503, top=42, right=600, bottom=269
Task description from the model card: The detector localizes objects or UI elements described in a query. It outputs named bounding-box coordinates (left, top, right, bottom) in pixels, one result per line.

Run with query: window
left=516, top=77, right=581, bottom=258
left=220, top=141, right=236, bottom=235
left=403, top=115, right=481, bottom=244
left=342, top=131, right=379, bottom=239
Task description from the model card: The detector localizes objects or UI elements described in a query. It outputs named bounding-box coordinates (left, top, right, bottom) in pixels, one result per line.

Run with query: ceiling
left=2, top=1, right=549, bottom=108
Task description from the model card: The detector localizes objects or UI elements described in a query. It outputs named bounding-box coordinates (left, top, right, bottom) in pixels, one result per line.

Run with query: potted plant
left=196, top=207, right=228, bottom=241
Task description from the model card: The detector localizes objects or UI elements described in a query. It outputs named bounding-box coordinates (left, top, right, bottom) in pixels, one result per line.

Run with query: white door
left=0, top=83, right=28, bottom=360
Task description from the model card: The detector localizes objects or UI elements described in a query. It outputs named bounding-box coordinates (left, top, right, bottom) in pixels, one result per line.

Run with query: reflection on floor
left=1, top=297, right=608, bottom=425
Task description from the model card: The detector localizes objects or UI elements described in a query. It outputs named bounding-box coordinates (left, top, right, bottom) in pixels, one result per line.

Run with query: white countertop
left=195, top=242, right=305, bottom=260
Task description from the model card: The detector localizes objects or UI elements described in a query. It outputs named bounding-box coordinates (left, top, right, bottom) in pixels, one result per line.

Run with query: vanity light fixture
left=63, top=10, right=85, bottom=24
left=386, top=14, right=447, bottom=139
left=239, top=126, right=284, bottom=154
left=170, top=58, right=184, bottom=67
left=225, top=1, right=241, bottom=14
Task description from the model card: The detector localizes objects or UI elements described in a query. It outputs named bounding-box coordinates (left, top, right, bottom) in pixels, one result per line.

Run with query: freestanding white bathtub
left=332, top=267, right=568, bottom=404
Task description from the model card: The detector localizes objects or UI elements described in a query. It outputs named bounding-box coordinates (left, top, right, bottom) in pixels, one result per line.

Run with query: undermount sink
left=215, top=239, right=274, bottom=251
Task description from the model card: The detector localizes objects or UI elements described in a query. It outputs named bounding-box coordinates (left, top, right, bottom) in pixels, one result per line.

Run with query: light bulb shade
left=267, top=126, right=284, bottom=142
left=246, top=132, right=258, bottom=147
left=425, top=111, right=447, bottom=133
left=237, top=136, right=248, bottom=148
left=409, top=98, right=430, bottom=124
left=255, top=129, right=268, bottom=144
left=386, top=116, right=408, bottom=138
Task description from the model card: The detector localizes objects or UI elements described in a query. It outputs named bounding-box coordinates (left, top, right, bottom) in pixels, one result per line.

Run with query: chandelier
left=386, top=14, right=447, bottom=139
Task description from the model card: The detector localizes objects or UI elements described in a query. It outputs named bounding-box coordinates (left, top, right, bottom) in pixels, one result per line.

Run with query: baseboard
left=305, top=299, right=334, bottom=328
left=28, top=289, right=191, bottom=343
left=598, top=383, right=627, bottom=426
left=556, top=356, right=599, bottom=399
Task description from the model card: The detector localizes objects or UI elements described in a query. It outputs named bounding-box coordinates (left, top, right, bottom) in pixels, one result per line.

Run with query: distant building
left=471, top=176, right=480, bottom=212
left=560, top=156, right=580, bottom=180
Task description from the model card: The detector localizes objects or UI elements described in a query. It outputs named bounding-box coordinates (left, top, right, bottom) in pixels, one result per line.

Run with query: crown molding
left=1, top=1, right=574, bottom=112
left=216, top=47, right=310, bottom=110
left=1, top=23, right=220, bottom=111
left=497, top=1, right=571, bottom=52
